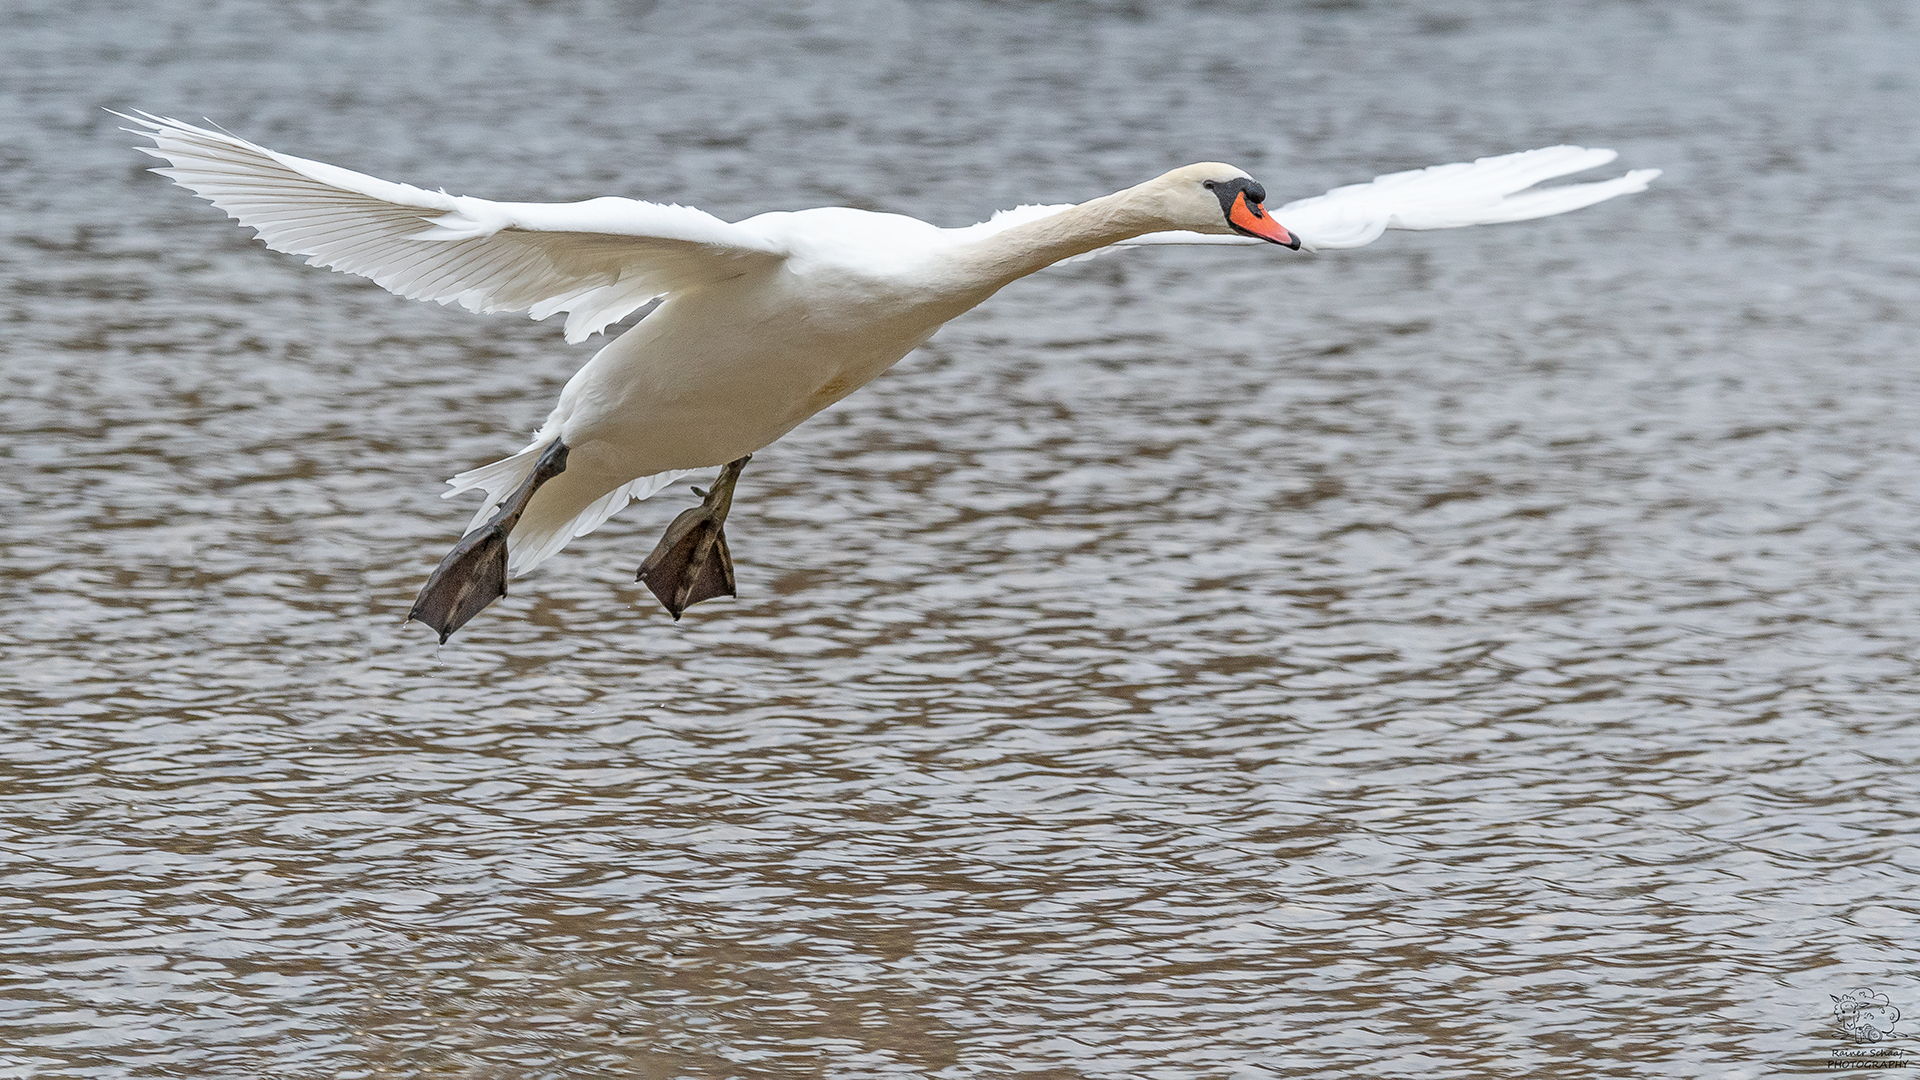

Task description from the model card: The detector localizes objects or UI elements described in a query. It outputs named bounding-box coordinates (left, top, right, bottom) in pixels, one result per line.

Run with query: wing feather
left=122, top=111, right=787, bottom=342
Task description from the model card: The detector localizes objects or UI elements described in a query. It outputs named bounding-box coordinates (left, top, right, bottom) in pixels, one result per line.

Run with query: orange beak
left=1229, top=191, right=1300, bottom=249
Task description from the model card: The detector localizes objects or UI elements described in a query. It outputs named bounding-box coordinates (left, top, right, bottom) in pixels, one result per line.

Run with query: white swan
left=122, top=112, right=1658, bottom=641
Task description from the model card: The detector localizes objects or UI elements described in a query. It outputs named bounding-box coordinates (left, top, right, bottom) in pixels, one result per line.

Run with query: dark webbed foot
left=407, top=523, right=511, bottom=645
left=408, top=439, right=569, bottom=643
left=637, top=454, right=751, bottom=620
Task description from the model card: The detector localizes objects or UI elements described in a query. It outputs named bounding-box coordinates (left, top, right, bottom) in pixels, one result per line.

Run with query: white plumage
left=123, top=111, right=1657, bottom=603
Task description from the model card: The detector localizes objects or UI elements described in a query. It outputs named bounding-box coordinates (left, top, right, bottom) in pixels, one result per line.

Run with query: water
left=4, top=1, right=1920, bottom=1076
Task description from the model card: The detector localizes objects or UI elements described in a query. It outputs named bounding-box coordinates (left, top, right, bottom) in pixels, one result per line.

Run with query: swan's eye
left=1203, top=180, right=1216, bottom=190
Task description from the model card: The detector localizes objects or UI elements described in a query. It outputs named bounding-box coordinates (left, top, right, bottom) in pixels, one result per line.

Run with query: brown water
left=5, top=1, right=1920, bottom=1077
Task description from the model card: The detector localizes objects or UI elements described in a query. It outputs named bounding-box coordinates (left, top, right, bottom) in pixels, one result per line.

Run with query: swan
left=121, top=112, right=1658, bottom=642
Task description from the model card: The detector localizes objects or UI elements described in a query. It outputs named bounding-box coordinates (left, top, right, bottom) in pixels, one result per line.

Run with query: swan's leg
left=637, top=454, right=751, bottom=620
left=408, top=438, right=570, bottom=643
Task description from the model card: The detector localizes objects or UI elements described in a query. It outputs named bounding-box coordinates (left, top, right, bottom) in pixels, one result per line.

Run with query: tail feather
left=445, top=442, right=549, bottom=533
left=502, top=468, right=696, bottom=577
left=442, top=444, right=696, bottom=577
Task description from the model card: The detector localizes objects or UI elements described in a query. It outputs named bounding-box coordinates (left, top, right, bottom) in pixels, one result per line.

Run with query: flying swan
left=121, top=111, right=1658, bottom=642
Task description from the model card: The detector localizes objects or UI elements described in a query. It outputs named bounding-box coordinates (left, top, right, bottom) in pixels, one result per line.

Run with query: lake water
left=4, top=1, right=1920, bottom=1077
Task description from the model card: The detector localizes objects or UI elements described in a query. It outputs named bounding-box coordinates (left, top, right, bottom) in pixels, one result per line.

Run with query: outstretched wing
left=121, top=112, right=788, bottom=342
left=1122, top=145, right=1659, bottom=252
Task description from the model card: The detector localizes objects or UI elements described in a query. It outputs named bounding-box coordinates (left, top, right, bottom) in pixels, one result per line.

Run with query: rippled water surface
left=5, top=1, right=1920, bottom=1076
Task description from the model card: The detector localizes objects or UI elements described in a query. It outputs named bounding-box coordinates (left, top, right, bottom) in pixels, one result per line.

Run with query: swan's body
left=123, top=112, right=1658, bottom=639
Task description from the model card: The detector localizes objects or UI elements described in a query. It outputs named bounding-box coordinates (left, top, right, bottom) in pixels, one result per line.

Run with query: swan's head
left=1146, top=163, right=1300, bottom=249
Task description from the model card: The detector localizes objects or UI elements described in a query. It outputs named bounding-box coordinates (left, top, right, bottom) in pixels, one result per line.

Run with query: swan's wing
left=1121, top=146, right=1660, bottom=252
left=121, top=112, right=787, bottom=342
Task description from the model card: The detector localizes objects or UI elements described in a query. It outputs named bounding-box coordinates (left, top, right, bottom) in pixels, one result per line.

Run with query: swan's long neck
left=947, top=187, right=1164, bottom=292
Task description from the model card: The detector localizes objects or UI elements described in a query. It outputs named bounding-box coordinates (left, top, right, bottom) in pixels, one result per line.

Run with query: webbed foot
left=637, top=454, right=751, bottom=620
left=408, top=439, right=569, bottom=643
